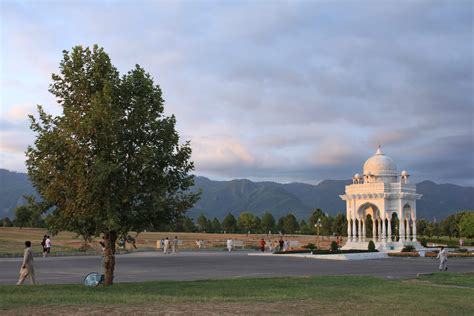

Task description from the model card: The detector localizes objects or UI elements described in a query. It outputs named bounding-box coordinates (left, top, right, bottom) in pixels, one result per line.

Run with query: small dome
left=401, top=170, right=409, bottom=176
left=363, top=147, right=397, bottom=177
left=354, top=173, right=361, bottom=179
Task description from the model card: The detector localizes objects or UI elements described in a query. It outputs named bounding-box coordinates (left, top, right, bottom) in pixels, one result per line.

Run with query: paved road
left=1, top=251, right=472, bottom=285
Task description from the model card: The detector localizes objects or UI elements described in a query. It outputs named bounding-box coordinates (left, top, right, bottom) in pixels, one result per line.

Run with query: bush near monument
left=368, top=240, right=376, bottom=251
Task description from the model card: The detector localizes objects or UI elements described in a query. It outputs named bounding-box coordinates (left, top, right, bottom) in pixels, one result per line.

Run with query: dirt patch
left=3, top=301, right=371, bottom=315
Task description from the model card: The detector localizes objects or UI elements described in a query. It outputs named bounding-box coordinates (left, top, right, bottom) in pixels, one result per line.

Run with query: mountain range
left=1, top=168, right=472, bottom=221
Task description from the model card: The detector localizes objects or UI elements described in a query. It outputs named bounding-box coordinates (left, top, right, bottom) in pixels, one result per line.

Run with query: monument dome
left=363, top=147, right=397, bottom=182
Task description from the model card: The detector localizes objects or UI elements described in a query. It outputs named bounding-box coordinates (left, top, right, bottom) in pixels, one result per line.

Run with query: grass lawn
left=1, top=273, right=473, bottom=315
left=0, top=227, right=330, bottom=255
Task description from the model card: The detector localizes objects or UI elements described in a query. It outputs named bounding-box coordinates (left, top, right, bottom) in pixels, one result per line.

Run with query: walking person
left=226, top=238, right=233, bottom=252
left=172, top=236, right=178, bottom=254
left=278, top=238, right=284, bottom=252
left=259, top=238, right=266, bottom=252
left=437, top=246, right=448, bottom=271
left=45, top=235, right=52, bottom=256
left=41, top=235, right=47, bottom=258
left=163, top=237, right=170, bottom=254
left=17, top=241, right=36, bottom=285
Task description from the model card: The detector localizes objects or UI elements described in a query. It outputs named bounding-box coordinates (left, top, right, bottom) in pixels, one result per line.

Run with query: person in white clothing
left=163, top=237, right=170, bottom=254
left=17, top=241, right=36, bottom=285
left=45, top=236, right=51, bottom=256
left=437, top=246, right=448, bottom=271
left=226, top=238, right=233, bottom=252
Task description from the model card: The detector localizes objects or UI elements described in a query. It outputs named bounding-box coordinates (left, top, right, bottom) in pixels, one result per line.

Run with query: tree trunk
left=103, top=231, right=117, bottom=286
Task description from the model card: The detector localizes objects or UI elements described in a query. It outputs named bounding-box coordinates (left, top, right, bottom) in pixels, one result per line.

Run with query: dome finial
left=375, top=142, right=383, bottom=155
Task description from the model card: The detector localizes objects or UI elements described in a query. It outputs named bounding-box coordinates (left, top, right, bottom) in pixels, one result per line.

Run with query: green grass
left=1, top=274, right=473, bottom=314
left=417, top=272, right=474, bottom=288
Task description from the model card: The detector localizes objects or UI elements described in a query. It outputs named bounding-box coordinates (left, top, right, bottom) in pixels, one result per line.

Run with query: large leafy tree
left=459, top=212, right=474, bottom=238
left=222, top=213, right=237, bottom=233
left=260, top=212, right=275, bottom=234
left=237, top=212, right=258, bottom=233
left=282, top=213, right=299, bottom=234
left=26, top=45, right=199, bottom=285
left=309, top=208, right=330, bottom=235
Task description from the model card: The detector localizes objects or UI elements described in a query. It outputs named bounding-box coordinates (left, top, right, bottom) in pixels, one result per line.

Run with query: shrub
left=457, top=248, right=468, bottom=253
left=330, top=241, right=338, bottom=252
left=368, top=240, right=376, bottom=251
left=401, top=245, right=416, bottom=252
left=388, top=252, right=419, bottom=257
left=303, top=243, right=317, bottom=251
left=420, top=238, right=428, bottom=247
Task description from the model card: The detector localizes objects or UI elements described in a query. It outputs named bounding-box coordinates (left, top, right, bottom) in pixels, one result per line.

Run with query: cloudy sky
left=1, top=0, right=472, bottom=185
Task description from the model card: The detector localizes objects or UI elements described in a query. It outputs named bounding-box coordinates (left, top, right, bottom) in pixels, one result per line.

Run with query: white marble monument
left=340, top=146, right=423, bottom=251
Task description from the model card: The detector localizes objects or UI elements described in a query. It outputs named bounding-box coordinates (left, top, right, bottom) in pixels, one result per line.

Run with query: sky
left=0, top=0, right=473, bottom=186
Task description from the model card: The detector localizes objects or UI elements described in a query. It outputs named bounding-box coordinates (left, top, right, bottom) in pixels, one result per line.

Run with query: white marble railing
left=345, top=182, right=416, bottom=194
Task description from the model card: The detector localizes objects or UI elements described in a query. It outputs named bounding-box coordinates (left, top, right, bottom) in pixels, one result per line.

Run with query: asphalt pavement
left=0, top=250, right=472, bottom=285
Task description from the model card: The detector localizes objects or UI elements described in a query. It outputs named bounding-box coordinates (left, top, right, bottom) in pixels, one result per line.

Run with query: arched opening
left=391, top=213, right=399, bottom=241
left=365, top=214, right=373, bottom=238
left=357, top=203, right=380, bottom=242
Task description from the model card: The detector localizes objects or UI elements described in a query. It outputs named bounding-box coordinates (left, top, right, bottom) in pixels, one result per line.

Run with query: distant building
left=340, top=146, right=422, bottom=251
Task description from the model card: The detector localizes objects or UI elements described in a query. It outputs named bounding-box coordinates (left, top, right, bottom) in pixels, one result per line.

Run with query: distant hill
left=0, top=169, right=38, bottom=218
left=1, top=169, right=472, bottom=221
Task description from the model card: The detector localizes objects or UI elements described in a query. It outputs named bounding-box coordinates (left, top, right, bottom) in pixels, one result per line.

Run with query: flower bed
left=425, top=252, right=474, bottom=258
left=388, top=252, right=419, bottom=257
left=275, top=249, right=378, bottom=255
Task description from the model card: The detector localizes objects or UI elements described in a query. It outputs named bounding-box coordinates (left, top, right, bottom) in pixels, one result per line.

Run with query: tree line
left=3, top=204, right=472, bottom=240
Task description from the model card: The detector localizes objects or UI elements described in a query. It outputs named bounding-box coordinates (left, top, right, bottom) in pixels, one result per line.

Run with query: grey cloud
left=1, top=1, right=472, bottom=186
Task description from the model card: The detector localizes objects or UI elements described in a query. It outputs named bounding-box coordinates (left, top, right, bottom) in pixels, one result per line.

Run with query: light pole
left=314, top=218, right=322, bottom=249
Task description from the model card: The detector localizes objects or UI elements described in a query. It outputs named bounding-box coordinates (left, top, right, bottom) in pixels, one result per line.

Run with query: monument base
left=342, top=240, right=423, bottom=252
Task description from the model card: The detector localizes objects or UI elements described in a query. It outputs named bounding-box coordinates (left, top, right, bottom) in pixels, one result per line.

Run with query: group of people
left=159, top=236, right=179, bottom=254
left=195, top=239, right=205, bottom=249
left=40, top=235, right=51, bottom=257
left=258, top=237, right=289, bottom=253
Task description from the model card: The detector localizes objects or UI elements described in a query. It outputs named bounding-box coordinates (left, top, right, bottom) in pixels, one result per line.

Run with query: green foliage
left=1, top=217, right=13, bottom=227
left=282, top=213, right=299, bottom=234
left=309, top=208, right=331, bottom=235
left=401, top=245, right=416, bottom=252
left=330, top=241, right=338, bottom=251
left=459, top=212, right=474, bottom=238
left=222, top=213, right=237, bottom=233
left=416, top=219, right=429, bottom=237
left=197, top=214, right=211, bottom=232
left=14, top=205, right=31, bottom=228
left=13, top=196, right=46, bottom=228
left=420, top=238, right=428, bottom=247
left=302, top=243, right=316, bottom=250
left=260, top=212, right=275, bottom=233
left=427, top=222, right=441, bottom=238
left=299, top=220, right=312, bottom=235
left=25, top=45, right=199, bottom=284
left=368, top=240, right=376, bottom=251
left=331, top=213, right=347, bottom=236
left=210, top=217, right=221, bottom=233
left=237, top=212, right=259, bottom=233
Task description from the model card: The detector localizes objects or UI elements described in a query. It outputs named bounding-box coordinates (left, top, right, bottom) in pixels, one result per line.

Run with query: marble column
left=412, top=219, right=417, bottom=241
left=381, top=219, right=386, bottom=242
left=352, top=219, right=357, bottom=242
left=362, top=220, right=366, bottom=241
left=372, top=219, right=376, bottom=241
left=377, top=220, right=382, bottom=242
left=357, top=219, right=362, bottom=242
left=387, top=219, right=392, bottom=242
left=347, top=218, right=352, bottom=242
left=399, top=218, right=405, bottom=242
